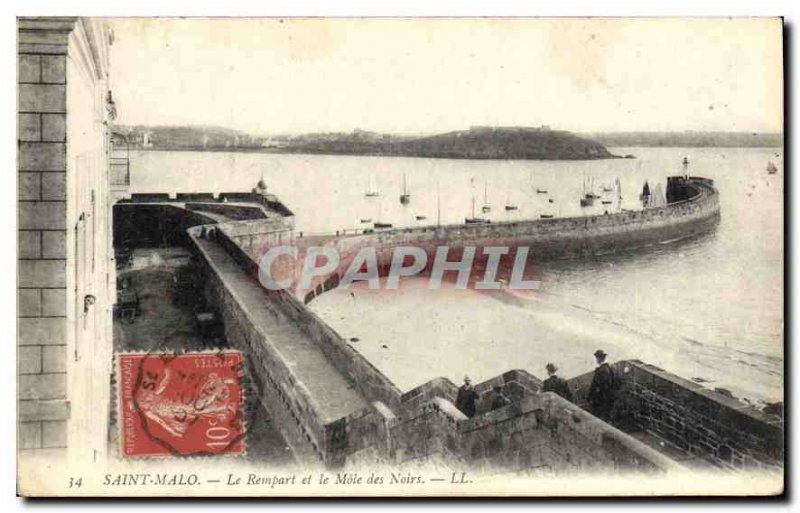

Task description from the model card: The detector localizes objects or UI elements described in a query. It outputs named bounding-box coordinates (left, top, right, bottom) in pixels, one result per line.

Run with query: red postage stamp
left=118, top=351, right=245, bottom=457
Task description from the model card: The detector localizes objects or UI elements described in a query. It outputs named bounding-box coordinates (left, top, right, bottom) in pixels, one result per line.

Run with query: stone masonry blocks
left=19, top=202, right=66, bottom=229
left=41, top=288, right=66, bottom=316
left=18, top=289, right=41, bottom=317
left=18, top=317, right=66, bottom=345
left=42, top=345, right=67, bottom=373
left=18, top=54, right=40, bottom=83
left=19, top=84, right=65, bottom=113
left=19, top=400, right=70, bottom=422
left=41, top=173, right=66, bottom=201
left=18, top=231, right=41, bottom=258
left=18, top=345, right=42, bottom=374
left=19, top=373, right=66, bottom=400
left=19, top=142, right=66, bottom=170
left=18, top=113, right=40, bottom=141
left=41, top=114, right=66, bottom=142
left=18, top=173, right=40, bottom=201
left=18, top=260, right=66, bottom=288
left=40, top=55, right=66, bottom=84
left=41, top=230, right=66, bottom=258
left=18, top=422, right=42, bottom=449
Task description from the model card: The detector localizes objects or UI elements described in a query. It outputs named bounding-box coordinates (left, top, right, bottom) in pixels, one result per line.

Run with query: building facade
left=18, top=17, right=116, bottom=461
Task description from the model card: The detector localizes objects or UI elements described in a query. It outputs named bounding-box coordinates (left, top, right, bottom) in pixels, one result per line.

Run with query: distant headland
left=113, top=125, right=783, bottom=160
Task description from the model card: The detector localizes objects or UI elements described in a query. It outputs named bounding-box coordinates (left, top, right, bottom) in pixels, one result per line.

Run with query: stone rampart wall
left=388, top=392, right=680, bottom=474
left=185, top=202, right=267, bottom=221
left=193, top=232, right=330, bottom=465
left=269, top=290, right=404, bottom=411
left=568, top=360, right=783, bottom=470
left=235, top=177, right=720, bottom=302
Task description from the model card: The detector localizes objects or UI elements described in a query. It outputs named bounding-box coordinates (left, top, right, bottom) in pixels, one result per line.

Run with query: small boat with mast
left=372, top=198, right=392, bottom=229
left=481, top=181, right=491, bottom=214
left=365, top=174, right=380, bottom=198
left=465, top=192, right=490, bottom=224
left=399, top=172, right=411, bottom=205
left=767, top=161, right=778, bottom=174
left=580, top=174, right=599, bottom=207
left=505, top=188, right=518, bottom=211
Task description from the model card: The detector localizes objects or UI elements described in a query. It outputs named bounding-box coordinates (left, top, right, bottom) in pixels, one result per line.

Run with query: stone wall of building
left=18, top=17, right=114, bottom=458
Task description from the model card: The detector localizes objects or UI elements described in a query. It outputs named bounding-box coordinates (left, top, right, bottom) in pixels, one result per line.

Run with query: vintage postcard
left=16, top=16, right=784, bottom=497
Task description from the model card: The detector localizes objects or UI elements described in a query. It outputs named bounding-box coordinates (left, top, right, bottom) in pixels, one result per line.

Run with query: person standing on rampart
left=542, top=363, right=573, bottom=402
left=490, top=385, right=511, bottom=411
left=455, top=376, right=478, bottom=418
left=588, top=349, right=616, bottom=421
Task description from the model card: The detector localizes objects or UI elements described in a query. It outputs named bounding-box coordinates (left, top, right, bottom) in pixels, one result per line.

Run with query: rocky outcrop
left=283, top=127, right=619, bottom=160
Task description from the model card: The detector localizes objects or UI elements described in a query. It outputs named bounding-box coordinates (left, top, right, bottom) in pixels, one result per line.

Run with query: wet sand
left=309, top=277, right=782, bottom=406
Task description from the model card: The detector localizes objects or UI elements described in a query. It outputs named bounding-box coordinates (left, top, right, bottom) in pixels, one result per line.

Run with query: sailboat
left=399, top=172, right=411, bottom=205
left=767, top=161, right=778, bottom=174
left=465, top=193, right=490, bottom=224
left=580, top=174, right=595, bottom=207
left=372, top=198, right=392, bottom=229
left=365, top=174, right=380, bottom=197
left=373, top=221, right=393, bottom=229
left=586, top=177, right=600, bottom=199
left=639, top=180, right=652, bottom=207
left=504, top=189, right=518, bottom=211
left=481, top=181, right=491, bottom=213
left=601, top=178, right=616, bottom=205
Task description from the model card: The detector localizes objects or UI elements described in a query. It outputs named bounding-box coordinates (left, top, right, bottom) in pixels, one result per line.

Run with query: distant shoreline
left=128, top=146, right=625, bottom=160
left=115, top=125, right=783, bottom=160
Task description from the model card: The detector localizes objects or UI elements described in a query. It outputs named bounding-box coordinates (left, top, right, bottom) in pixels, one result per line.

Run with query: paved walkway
left=192, top=235, right=368, bottom=424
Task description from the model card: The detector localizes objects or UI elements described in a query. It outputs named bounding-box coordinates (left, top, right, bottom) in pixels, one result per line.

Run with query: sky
left=108, top=17, right=783, bottom=135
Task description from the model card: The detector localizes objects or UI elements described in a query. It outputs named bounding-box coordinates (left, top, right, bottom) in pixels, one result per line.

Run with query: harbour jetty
left=113, top=174, right=783, bottom=474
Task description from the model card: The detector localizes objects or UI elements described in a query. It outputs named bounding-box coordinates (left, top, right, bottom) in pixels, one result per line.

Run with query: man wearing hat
left=455, top=376, right=478, bottom=418
left=588, top=349, right=616, bottom=421
left=542, top=363, right=573, bottom=402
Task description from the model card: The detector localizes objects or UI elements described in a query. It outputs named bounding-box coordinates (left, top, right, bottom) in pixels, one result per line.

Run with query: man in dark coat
left=542, top=363, right=573, bottom=402
left=455, top=376, right=478, bottom=418
left=588, top=349, right=616, bottom=421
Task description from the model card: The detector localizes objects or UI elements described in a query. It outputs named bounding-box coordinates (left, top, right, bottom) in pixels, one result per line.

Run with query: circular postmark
left=120, top=332, right=252, bottom=458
